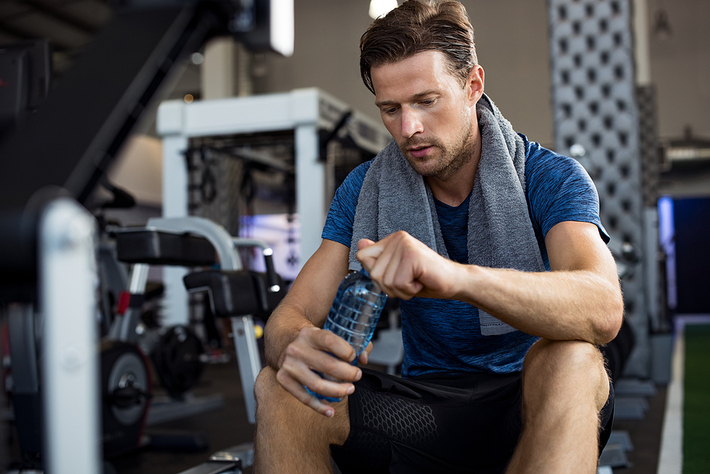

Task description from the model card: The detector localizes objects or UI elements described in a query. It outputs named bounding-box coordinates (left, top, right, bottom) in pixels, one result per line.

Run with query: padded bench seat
left=115, top=229, right=216, bottom=266
left=183, top=270, right=285, bottom=319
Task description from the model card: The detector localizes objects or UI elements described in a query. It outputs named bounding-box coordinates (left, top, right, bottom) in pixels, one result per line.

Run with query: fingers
left=357, top=232, right=426, bottom=299
left=357, top=232, right=460, bottom=300
left=276, top=327, right=361, bottom=416
left=356, top=238, right=383, bottom=271
left=275, top=365, right=352, bottom=417
left=359, top=342, right=373, bottom=365
left=357, top=238, right=376, bottom=250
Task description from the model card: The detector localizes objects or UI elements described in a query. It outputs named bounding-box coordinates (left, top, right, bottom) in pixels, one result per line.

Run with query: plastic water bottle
left=307, top=268, right=387, bottom=402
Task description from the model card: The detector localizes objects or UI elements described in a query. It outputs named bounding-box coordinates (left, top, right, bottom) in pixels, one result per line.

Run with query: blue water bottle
left=307, top=268, right=387, bottom=402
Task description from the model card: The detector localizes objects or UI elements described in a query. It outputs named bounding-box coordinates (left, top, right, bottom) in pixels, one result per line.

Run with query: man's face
left=371, top=50, right=484, bottom=180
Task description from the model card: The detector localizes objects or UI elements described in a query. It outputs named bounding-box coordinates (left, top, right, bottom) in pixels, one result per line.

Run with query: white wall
left=648, top=0, right=710, bottom=140
left=262, top=0, right=378, bottom=128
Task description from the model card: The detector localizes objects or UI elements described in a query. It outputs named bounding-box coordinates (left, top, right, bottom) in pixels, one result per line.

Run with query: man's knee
left=254, top=365, right=351, bottom=447
left=524, top=339, right=604, bottom=376
left=255, top=365, right=293, bottom=426
left=255, top=366, right=276, bottom=397
left=522, top=339, right=608, bottom=406
left=254, top=366, right=284, bottom=413
left=254, top=366, right=304, bottom=439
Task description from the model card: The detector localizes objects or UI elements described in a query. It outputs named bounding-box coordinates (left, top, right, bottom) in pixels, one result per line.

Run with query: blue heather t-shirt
left=322, top=135, right=608, bottom=378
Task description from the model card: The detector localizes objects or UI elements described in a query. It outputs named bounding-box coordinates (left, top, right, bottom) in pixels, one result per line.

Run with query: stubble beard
left=399, top=118, right=474, bottom=180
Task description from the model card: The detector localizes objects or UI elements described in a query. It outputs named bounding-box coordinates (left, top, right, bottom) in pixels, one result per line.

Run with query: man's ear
left=466, top=65, right=485, bottom=105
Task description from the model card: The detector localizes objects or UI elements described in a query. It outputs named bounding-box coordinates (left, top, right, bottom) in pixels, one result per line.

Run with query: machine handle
left=261, top=248, right=280, bottom=293
left=233, top=238, right=281, bottom=293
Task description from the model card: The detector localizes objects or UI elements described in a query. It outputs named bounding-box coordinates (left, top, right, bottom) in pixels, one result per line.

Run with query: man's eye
left=421, top=99, right=435, bottom=106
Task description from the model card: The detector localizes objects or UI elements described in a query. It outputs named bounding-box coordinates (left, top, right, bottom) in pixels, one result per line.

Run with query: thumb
left=357, top=238, right=376, bottom=250
left=356, top=239, right=380, bottom=273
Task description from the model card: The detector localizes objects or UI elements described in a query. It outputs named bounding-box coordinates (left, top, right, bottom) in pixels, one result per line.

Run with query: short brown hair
left=360, top=0, right=478, bottom=94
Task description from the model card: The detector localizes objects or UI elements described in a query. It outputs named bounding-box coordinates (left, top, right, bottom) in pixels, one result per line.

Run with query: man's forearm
left=460, top=264, right=623, bottom=345
left=263, top=239, right=350, bottom=370
left=263, top=302, right=315, bottom=370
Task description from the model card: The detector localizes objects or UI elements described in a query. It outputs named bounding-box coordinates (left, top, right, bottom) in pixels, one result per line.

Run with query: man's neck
left=427, top=139, right=481, bottom=207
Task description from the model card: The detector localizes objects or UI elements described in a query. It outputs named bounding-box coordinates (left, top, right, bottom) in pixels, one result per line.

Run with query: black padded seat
left=183, top=270, right=286, bottom=319
left=115, top=230, right=216, bottom=266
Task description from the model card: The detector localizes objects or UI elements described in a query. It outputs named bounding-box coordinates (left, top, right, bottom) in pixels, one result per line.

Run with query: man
left=254, top=1, right=624, bottom=473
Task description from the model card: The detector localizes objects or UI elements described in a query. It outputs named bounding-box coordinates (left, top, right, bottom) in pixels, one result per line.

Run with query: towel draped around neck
left=349, top=94, right=545, bottom=335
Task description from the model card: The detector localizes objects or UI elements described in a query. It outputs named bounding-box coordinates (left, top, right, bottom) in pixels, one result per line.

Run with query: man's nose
left=401, top=107, right=424, bottom=138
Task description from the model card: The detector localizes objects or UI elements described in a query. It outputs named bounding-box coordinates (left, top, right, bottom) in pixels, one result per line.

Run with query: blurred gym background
left=1, top=0, right=708, bottom=473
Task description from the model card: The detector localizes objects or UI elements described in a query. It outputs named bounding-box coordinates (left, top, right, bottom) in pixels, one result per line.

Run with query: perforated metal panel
left=636, top=84, right=660, bottom=207
left=548, top=0, right=648, bottom=376
left=187, top=146, right=244, bottom=237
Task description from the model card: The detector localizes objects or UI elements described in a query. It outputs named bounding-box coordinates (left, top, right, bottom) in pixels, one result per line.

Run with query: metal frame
left=118, top=216, right=266, bottom=424
left=39, top=198, right=101, bottom=474
left=0, top=2, right=295, bottom=471
left=157, top=88, right=390, bottom=327
left=147, top=216, right=261, bottom=423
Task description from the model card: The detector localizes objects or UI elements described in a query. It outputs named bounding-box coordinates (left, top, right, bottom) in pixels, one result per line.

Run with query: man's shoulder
left=341, top=160, right=373, bottom=194
left=321, top=159, right=374, bottom=247
left=522, top=136, right=591, bottom=185
left=523, top=136, right=576, bottom=169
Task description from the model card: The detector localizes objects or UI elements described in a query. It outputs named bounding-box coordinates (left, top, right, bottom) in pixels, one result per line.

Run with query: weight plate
left=107, top=349, right=149, bottom=426
left=152, top=325, right=205, bottom=398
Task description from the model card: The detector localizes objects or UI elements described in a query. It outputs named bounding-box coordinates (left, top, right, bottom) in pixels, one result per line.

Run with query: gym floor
left=102, top=358, right=667, bottom=474
left=108, top=357, right=255, bottom=474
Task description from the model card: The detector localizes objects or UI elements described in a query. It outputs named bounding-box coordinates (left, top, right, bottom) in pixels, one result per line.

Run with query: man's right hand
left=275, top=325, right=364, bottom=417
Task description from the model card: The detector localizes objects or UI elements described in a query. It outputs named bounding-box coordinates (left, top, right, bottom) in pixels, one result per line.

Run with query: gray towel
left=349, top=94, right=545, bottom=336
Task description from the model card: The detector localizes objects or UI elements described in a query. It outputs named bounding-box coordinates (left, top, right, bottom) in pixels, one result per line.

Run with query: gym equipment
left=115, top=216, right=284, bottom=423
left=174, top=443, right=254, bottom=474
left=0, top=1, right=293, bottom=472
left=0, top=39, right=52, bottom=133
left=92, top=200, right=216, bottom=456
left=151, top=325, right=206, bottom=399
left=109, top=218, right=217, bottom=402
left=158, top=87, right=391, bottom=329
left=108, top=215, right=287, bottom=473
left=181, top=260, right=287, bottom=473
left=100, top=341, right=151, bottom=458
left=2, top=199, right=102, bottom=473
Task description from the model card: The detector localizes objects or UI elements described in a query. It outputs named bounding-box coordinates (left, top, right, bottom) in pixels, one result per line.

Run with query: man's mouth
left=409, top=145, right=432, bottom=158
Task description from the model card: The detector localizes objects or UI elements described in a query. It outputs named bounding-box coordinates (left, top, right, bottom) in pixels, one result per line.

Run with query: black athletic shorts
left=330, top=368, right=614, bottom=474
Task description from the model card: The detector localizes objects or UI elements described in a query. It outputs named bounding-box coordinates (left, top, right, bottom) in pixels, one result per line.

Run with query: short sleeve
left=321, top=161, right=372, bottom=247
left=525, top=138, right=610, bottom=243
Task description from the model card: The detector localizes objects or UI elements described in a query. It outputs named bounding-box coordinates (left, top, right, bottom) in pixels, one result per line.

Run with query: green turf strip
left=683, top=324, right=710, bottom=473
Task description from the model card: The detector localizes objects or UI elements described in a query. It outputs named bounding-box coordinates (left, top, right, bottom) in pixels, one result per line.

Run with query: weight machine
left=157, top=87, right=391, bottom=328
left=0, top=1, right=293, bottom=472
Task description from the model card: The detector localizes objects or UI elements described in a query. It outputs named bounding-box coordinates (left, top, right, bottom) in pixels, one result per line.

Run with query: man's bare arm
left=357, top=221, right=623, bottom=345
left=461, top=221, right=623, bottom=344
left=263, top=239, right=345, bottom=368
left=263, top=239, right=362, bottom=416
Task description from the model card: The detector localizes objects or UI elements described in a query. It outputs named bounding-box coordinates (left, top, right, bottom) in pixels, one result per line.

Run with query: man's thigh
left=331, top=369, right=523, bottom=474
left=332, top=367, right=615, bottom=474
